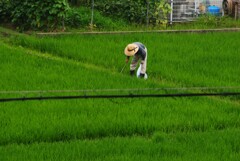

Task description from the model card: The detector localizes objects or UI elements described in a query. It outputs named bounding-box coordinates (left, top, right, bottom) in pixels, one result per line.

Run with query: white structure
left=169, top=0, right=223, bottom=23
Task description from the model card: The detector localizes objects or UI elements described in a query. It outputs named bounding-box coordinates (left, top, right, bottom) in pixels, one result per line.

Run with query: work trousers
left=130, top=48, right=147, bottom=74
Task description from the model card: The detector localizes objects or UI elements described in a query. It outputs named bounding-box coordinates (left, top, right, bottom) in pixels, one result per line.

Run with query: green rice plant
left=0, top=129, right=240, bottom=161
left=8, top=31, right=240, bottom=88
left=1, top=41, right=240, bottom=146
left=1, top=31, right=240, bottom=161
left=0, top=42, right=159, bottom=91
left=1, top=97, right=240, bottom=145
left=149, top=32, right=240, bottom=87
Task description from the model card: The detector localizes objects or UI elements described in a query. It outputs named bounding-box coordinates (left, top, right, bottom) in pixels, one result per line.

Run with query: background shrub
left=65, top=7, right=127, bottom=30
left=0, top=0, right=69, bottom=31
left=0, top=0, right=11, bottom=23
left=94, top=0, right=147, bottom=24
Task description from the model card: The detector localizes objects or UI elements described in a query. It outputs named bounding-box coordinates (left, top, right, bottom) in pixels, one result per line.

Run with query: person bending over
left=124, top=42, right=147, bottom=78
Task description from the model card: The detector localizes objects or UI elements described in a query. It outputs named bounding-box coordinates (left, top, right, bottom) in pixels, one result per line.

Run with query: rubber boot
left=130, top=70, right=135, bottom=76
left=139, top=73, right=145, bottom=78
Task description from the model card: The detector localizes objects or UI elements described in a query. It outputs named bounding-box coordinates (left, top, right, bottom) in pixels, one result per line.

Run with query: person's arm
left=126, top=56, right=130, bottom=63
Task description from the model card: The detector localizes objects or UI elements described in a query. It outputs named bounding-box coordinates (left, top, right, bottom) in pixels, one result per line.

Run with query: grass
left=1, top=129, right=240, bottom=161
left=7, top=31, right=240, bottom=87
left=0, top=42, right=159, bottom=91
left=64, top=8, right=240, bottom=32
left=171, top=15, right=240, bottom=30
left=65, top=6, right=131, bottom=31
left=0, top=28, right=240, bottom=161
left=63, top=12, right=240, bottom=32
left=1, top=96, right=240, bottom=145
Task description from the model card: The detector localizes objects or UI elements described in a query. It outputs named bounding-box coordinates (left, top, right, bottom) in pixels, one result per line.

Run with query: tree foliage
left=95, top=0, right=171, bottom=25
left=0, top=0, right=69, bottom=31
left=0, top=0, right=172, bottom=31
left=94, top=0, right=147, bottom=24
left=0, top=0, right=11, bottom=23
left=153, top=0, right=171, bottom=26
left=69, top=0, right=172, bottom=26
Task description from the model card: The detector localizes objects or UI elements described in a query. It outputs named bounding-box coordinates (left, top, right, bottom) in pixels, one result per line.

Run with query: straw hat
left=124, top=44, right=139, bottom=56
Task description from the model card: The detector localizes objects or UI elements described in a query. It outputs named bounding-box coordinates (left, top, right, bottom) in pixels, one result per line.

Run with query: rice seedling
left=0, top=129, right=240, bottom=161
left=8, top=31, right=240, bottom=87
left=1, top=31, right=240, bottom=161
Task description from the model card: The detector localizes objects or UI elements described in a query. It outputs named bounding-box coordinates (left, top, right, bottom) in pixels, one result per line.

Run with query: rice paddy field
left=1, top=29, right=240, bottom=161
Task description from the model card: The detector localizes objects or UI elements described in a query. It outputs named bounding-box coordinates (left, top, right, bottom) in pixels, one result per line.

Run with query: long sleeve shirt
left=132, top=42, right=146, bottom=60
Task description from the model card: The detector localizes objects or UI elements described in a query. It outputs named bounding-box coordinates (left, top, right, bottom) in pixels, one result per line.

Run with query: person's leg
left=130, top=55, right=139, bottom=75
left=140, top=48, right=147, bottom=75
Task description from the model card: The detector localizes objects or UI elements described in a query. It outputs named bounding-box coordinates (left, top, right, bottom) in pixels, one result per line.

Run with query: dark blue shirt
left=133, top=42, right=146, bottom=60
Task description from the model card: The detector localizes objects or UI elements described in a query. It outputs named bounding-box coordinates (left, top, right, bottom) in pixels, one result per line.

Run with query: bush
left=65, top=7, right=127, bottom=30
left=95, top=0, right=147, bottom=24
left=68, top=0, right=92, bottom=6
left=0, top=0, right=11, bottom=23
left=93, top=0, right=171, bottom=27
left=65, top=7, right=91, bottom=28
left=0, top=0, right=69, bottom=31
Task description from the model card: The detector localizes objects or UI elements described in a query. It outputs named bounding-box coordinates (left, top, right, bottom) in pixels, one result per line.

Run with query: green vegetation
left=0, top=0, right=69, bottom=31
left=172, top=15, right=240, bottom=30
left=2, top=0, right=240, bottom=32
left=1, top=129, right=240, bottom=161
left=7, top=31, right=240, bottom=87
left=65, top=7, right=129, bottom=31
left=0, top=28, right=240, bottom=160
left=0, top=0, right=173, bottom=31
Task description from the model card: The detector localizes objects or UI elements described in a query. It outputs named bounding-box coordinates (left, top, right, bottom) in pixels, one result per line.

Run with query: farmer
left=124, top=42, right=147, bottom=78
